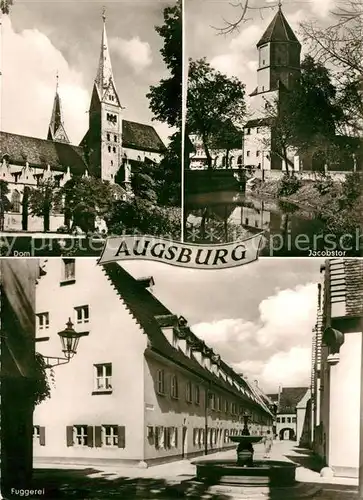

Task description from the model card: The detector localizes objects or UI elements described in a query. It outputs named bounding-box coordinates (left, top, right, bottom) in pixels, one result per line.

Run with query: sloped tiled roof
left=278, top=387, right=309, bottom=414
left=102, top=262, right=272, bottom=416
left=122, top=120, right=166, bottom=153
left=0, top=131, right=87, bottom=174
left=257, top=8, right=300, bottom=47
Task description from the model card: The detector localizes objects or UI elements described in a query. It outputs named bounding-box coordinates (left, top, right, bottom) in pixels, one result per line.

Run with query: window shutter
left=87, top=426, right=94, bottom=447
left=164, top=427, right=168, bottom=449
left=155, top=427, right=159, bottom=449
left=66, top=426, right=73, bottom=447
left=39, top=427, right=46, bottom=446
left=118, top=426, right=126, bottom=449
left=95, top=426, right=102, bottom=447
left=175, top=427, right=178, bottom=448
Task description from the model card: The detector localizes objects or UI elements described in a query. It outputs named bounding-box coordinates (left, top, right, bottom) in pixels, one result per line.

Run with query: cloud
left=309, top=0, right=334, bottom=18
left=191, top=283, right=317, bottom=393
left=110, top=36, right=152, bottom=74
left=209, top=24, right=263, bottom=83
left=1, top=17, right=89, bottom=144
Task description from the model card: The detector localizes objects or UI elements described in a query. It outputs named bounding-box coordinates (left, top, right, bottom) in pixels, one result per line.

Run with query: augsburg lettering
left=113, top=239, right=247, bottom=266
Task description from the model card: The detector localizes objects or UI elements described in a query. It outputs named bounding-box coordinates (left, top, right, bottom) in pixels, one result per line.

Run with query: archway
left=279, top=427, right=295, bottom=441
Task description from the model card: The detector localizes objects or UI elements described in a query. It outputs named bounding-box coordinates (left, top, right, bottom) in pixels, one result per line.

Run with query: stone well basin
left=195, top=459, right=297, bottom=487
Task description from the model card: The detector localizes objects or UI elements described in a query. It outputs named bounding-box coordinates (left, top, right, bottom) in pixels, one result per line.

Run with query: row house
left=311, top=259, right=363, bottom=478
left=33, top=258, right=273, bottom=466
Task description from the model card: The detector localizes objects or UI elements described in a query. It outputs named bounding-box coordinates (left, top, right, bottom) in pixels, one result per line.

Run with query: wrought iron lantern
left=40, top=318, right=88, bottom=368
left=58, top=318, right=85, bottom=360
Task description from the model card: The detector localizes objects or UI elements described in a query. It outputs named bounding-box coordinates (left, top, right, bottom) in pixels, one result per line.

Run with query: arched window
left=11, top=190, right=21, bottom=213
left=222, top=156, right=227, bottom=168
left=237, top=155, right=243, bottom=166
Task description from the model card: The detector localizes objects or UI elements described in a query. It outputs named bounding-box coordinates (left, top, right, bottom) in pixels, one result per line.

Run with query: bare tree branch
left=211, top=0, right=279, bottom=36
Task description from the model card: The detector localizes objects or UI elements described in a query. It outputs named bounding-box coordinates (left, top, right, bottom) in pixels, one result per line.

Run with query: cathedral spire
left=95, top=8, right=115, bottom=97
left=47, top=73, right=70, bottom=144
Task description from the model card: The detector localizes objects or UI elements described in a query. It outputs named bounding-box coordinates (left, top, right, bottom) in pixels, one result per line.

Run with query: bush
left=277, top=175, right=302, bottom=197
left=315, top=174, right=334, bottom=195
left=341, top=172, right=362, bottom=206
left=56, top=225, right=70, bottom=233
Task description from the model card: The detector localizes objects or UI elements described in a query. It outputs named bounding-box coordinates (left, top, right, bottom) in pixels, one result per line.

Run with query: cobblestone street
left=28, top=440, right=359, bottom=499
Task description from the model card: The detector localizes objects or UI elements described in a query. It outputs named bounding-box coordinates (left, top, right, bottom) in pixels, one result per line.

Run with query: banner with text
left=98, top=234, right=264, bottom=269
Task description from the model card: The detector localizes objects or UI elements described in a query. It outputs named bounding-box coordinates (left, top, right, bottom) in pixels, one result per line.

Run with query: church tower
left=243, top=5, right=301, bottom=171
left=83, top=10, right=123, bottom=182
left=47, top=75, right=70, bottom=144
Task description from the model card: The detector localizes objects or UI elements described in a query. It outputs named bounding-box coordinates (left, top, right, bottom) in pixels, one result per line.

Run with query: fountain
left=190, top=414, right=320, bottom=499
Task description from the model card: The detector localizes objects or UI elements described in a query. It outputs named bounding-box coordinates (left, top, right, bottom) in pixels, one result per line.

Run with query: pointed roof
left=95, top=10, right=115, bottom=98
left=257, top=6, right=300, bottom=47
left=47, top=76, right=70, bottom=144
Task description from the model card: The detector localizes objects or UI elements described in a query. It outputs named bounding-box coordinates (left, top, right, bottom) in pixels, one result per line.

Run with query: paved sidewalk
left=30, top=440, right=359, bottom=499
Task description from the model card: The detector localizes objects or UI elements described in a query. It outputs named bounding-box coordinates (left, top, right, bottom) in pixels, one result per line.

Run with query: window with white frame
left=194, top=385, right=200, bottom=405
left=171, top=375, right=178, bottom=399
left=102, top=425, right=118, bottom=447
left=94, top=363, right=112, bottom=391
left=75, top=305, right=89, bottom=324
left=216, top=395, right=221, bottom=412
left=33, top=425, right=45, bottom=446
left=169, top=427, right=177, bottom=448
left=199, top=428, right=204, bottom=446
left=193, top=428, right=199, bottom=446
left=62, top=258, right=75, bottom=282
left=74, top=425, right=88, bottom=446
left=37, top=312, right=49, bottom=330
left=155, top=426, right=164, bottom=449
left=209, top=392, right=215, bottom=410
left=156, top=369, right=165, bottom=395
left=186, top=381, right=192, bottom=403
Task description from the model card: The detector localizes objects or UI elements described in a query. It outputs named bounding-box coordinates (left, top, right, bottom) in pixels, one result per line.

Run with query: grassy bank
left=251, top=173, right=363, bottom=247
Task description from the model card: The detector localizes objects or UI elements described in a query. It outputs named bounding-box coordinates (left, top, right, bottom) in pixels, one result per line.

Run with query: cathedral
left=0, top=13, right=166, bottom=233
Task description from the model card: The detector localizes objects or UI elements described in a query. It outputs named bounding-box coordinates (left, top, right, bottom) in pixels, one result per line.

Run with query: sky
left=1, top=0, right=175, bottom=146
left=123, top=257, right=324, bottom=394
left=185, top=0, right=337, bottom=97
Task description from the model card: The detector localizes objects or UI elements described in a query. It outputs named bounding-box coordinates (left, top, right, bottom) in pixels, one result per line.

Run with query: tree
left=105, top=198, right=180, bottom=238
left=187, top=58, right=246, bottom=168
left=28, top=179, right=60, bottom=232
left=209, top=119, right=243, bottom=167
left=61, top=176, right=114, bottom=233
left=147, top=1, right=182, bottom=128
left=263, top=56, right=344, bottom=175
left=146, top=2, right=182, bottom=207
left=1, top=0, right=13, bottom=14
left=212, top=0, right=280, bottom=35
left=301, top=0, right=363, bottom=134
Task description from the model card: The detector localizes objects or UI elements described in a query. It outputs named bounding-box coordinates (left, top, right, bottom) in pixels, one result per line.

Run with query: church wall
left=123, top=148, right=163, bottom=165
